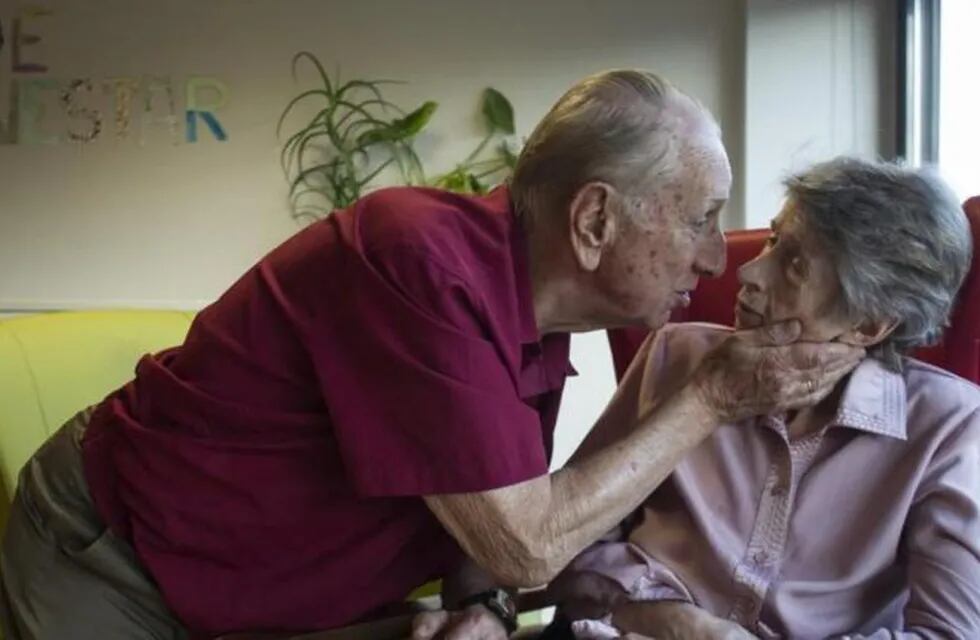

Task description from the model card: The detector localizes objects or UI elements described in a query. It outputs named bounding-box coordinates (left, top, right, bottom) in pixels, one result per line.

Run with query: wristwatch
left=457, top=588, right=519, bottom=634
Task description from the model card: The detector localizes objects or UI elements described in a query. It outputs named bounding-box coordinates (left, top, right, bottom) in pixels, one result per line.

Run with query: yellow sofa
left=0, top=310, right=195, bottom=532
left=0, top=309, right=543, bottom=637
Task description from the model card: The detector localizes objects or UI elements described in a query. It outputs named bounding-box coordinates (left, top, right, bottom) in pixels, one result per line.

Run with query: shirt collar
left=758, top=356, right=907, bottom=441
left=503, top=186, right=541, bottom=346
left=830, top=356, right=908, bottom=440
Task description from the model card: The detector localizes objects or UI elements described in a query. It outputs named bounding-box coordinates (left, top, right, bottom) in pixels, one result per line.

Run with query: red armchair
left=608, top=197, right=980, bottom=385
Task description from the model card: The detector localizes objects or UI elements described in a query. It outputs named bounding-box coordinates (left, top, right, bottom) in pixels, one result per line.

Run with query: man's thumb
left=745, top=319, right=801, bottom=346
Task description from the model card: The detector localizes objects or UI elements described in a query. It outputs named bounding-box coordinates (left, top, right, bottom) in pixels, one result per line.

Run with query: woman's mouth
left=735, top=300, right=763, bottom=327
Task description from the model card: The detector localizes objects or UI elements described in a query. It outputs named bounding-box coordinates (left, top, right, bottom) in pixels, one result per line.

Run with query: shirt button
left=753, top=550, right=769, bottom=565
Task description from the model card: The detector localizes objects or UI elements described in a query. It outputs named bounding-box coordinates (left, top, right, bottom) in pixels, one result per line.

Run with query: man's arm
left=425, top=322, right=864, bottom=587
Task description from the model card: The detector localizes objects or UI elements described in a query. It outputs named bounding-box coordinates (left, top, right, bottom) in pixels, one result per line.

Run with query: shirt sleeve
left=838, top=407, right=980, bottom=640
left=551, top=539, right=696, bottom=630
left=308, top=243, right=549, bottom=497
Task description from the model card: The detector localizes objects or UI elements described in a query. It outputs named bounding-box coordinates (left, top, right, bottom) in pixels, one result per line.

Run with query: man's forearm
left=426, top=384, right=717, bottom=587
left=542, top=384, right=717, bottom=568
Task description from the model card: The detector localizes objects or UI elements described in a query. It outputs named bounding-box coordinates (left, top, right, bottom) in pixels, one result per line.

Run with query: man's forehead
left=678, top=135, right=731, bottom=196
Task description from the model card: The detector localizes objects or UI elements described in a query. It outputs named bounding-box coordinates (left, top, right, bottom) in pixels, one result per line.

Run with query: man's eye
left=764, top=234, right=778, bottom=247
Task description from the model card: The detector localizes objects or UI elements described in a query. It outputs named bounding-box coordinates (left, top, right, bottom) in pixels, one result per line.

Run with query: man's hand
left=412, top=605, right=509, bottom=640
left=546, top=569, right=629, bottom=620
left=612, top=601, right=758, bottom=640
left=690, top=320, right=864, bottom=422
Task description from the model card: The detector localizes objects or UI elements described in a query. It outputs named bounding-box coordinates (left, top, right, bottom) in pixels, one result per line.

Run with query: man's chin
left=649, top=307, right=676, bottom=330
left=632, top=315, right=669, bottom=333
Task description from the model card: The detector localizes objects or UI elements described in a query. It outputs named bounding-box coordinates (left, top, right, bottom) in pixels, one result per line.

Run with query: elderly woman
left=546, top=157, right=980, bottom=640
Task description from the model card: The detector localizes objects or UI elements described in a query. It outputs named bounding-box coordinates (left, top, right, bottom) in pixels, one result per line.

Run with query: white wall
left=0, top=0, right=747, bottom=468
left=744, top=0, right=896, bottom=228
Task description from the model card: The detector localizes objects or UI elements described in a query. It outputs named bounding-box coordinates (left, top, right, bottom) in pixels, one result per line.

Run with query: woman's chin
left=734, top=308, right=764, bottom=330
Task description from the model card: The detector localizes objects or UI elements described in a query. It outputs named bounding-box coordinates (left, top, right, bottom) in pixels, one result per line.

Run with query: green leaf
left=355, top=126, right=393, bottom=148
left=291, top=51, right=334, bottom=98
left=467, top=173, right=487, bottom=194
left=277, top=89, right=332, bottom=137
left=356, top=101, right=437, bottom=147
left=336, top=79, right=404, bottom=105
left=482, top=88, right=514, bottom=134
left=436, top=169, right=468, bottom=192
left=385, top=101, right=438, bottom=140
left=498, top=140, right=518, bottom=169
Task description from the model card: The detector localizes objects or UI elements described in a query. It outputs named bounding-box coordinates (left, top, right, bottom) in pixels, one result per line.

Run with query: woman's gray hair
left=786, top=157, right=972, bottom=370
left=510, top=69, right=719, bottom=226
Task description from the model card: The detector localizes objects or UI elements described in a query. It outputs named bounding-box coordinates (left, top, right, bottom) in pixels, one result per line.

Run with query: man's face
left=735, top=200, right=851, bottom=341
left=596, top=134, right=732, bottom=329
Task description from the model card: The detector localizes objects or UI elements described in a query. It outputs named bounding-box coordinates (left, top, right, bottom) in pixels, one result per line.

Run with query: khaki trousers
left=0, top=409, right=187, bottom=640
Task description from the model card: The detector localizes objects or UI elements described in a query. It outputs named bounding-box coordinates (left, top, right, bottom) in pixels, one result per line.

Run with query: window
left=938, top=0, right=980, bottom=200
left=901, top=0, right=980, bottom=200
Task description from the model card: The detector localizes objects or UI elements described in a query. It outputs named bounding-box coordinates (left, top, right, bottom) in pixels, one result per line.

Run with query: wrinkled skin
left=412, top=606, right=507, bottom=640
left=736, top=198, right=864, bottom=342
left=416, top=114, right=865, bottom=640
left=690, top=318, right=863, bottom=423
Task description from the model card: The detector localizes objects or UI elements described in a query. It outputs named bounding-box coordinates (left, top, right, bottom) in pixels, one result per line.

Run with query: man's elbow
left=477, top=538, right=566, bottom=588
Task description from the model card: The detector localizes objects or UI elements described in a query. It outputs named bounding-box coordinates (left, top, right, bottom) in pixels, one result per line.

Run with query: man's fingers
left=782, top=358, right=860, bottom=401
left=782, top=342, right=865, bottom=370
left=412, top=610, right=449, bottom=640
left=737, top=319, right=802, bottom=346
left=441, top=610, right=508, bottom=640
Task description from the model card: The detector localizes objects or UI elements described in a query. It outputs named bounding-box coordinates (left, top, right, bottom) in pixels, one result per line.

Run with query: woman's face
left=734, top=199, right=854, bottom=342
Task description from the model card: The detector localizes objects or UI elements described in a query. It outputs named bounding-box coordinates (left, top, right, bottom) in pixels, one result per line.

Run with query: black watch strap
left=456, top=588, right=519, bottom=634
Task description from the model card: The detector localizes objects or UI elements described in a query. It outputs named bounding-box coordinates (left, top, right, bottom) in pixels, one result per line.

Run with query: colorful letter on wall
left=61, top=78, right=102, bottom=143
left=141, top=76, right=179, bottom=146
left=0, top=20, right=10, bottom=143
left=185, top=76, right=228, bottom=142
left=12, top=6, right=52, bottom=73
left=103, top=77, right=139, bottom=140
left=0, top=81, right=12, bottom=144
left=17, top=78, right=61, bottom=144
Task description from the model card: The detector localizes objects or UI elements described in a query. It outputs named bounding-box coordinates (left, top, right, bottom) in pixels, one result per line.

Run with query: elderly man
left=0, top=71, right=861, bottom=639
left=544, top=158, right=979, bottom=640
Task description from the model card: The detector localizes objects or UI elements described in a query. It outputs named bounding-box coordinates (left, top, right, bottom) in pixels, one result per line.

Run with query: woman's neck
left=785, top=383, right=846, bottom=441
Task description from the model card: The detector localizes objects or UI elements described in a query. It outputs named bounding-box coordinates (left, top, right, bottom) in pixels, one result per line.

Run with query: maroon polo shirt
left=81, top=186, right=574, bottom=637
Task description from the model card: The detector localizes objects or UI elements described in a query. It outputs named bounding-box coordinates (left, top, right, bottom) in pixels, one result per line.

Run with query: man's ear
left=568, top=182, right=617, bottom=271
left=836, top=317, right=899, bottom=348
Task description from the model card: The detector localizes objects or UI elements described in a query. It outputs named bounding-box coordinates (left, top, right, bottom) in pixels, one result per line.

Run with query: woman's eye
left=789, top=255, right=807, bottom=277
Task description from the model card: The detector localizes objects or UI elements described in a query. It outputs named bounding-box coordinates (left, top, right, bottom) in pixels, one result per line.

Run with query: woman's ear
left=836, top=318, right=899, bottom=348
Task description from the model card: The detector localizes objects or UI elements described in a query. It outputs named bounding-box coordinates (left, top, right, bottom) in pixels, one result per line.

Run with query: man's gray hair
left=510, top=69, right=719, bottom=226
left=786, top=157, right=972, bottom=370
